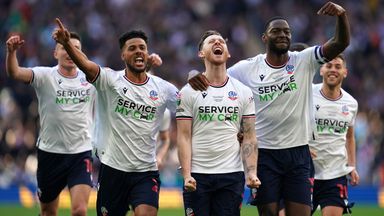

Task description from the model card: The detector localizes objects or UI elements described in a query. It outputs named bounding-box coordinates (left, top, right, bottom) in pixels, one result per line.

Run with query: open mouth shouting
left=134, top=56, right=145, bottom=67
left=213, top=46, right=223, bottom=55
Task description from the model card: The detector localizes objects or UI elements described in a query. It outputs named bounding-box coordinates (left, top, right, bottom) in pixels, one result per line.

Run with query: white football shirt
left=310, top=83, right=358, bottom=180
left=228, top=46, right=327, bottom=149
left=31, top=65, right=96, bottom=153
left=159, top=108, right=171, bottom=132
left=176, top=76, right=255, bottom=174
left=93, top=68, right=178, bottom=172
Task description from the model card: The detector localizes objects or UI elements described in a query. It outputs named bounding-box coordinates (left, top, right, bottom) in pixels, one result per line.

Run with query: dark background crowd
left=0, top=0, right=383, bottom=188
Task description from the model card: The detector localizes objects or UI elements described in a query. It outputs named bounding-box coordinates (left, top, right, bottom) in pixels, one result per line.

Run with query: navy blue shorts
left=36, top=149, right=93, bottom=203
left=96, top=164, right=160, bottom=216
left=249, top=145, right=312, bottom=206
left=183, top=172, right=245, bottom=216
left=312, top=176, right=352, bottom=214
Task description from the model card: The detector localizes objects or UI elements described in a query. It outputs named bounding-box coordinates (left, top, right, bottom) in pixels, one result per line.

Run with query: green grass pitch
left=0, top=204, right=382, bottom=216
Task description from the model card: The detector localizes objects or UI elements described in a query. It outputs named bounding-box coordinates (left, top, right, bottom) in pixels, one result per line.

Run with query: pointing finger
left=55, top=18, right=65, bottom=30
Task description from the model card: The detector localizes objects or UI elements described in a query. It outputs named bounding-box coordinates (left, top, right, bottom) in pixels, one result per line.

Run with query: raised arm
left=52, top=18, right=99, bottom=82
left=346, top=126, right=359, bottom=186
left=241, top=117, right=261, bottom=189
left=5, top=35, right=33, bottom=83
left=318, top=1, right=350, bottom=60
left=176, top=119, right=196, bottom=191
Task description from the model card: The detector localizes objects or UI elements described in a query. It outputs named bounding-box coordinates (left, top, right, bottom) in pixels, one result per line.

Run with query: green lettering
left=56, top=97, right=65, bottom=104
left=289, top=82, right=297, bottom=90
left=259, top=94, right=269, bottom=101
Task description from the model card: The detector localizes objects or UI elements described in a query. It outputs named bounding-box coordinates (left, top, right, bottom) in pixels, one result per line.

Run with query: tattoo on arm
left=241, top=118, right=258, bottom=173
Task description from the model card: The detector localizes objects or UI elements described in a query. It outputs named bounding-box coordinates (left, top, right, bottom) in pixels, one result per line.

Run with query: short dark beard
left=127, top=64, right=146, bottom=74
left=268, top=41, right=290, bottom=55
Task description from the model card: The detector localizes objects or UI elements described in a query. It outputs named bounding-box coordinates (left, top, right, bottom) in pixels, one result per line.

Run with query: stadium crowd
left=0, top=0, right=383, bottom=189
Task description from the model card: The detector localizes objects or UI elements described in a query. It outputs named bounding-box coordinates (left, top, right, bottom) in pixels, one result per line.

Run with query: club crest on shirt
left=58, top=78, right=63, bottom=85
left=315, top=104, right=320, bottom=111
left=228, top=91, right=238, bottom=100
left=341, top=104, right=349, bottom=115
left=80, top=77, right=89, bottom=86
left=286, top=64, right=294, bottom=74
left=149, top=90, right=159, bottom=100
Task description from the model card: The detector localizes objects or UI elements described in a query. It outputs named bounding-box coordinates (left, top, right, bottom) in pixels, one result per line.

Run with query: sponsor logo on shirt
left=55, top=89, right=92, bottom=104
left=257, top=75, right=298, bottom=102
left=259, top=74, right=265, bottom=81
left=114, top=98, right=157, bottom=121
left=315, top=118, right=349, bottom=134
left=202, top=91, right=208, bottom=98
left=197, top=106, right=240, bottom=122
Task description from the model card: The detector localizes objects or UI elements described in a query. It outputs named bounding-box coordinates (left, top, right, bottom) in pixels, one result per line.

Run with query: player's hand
left=188, top=71, right=209, bottom=91
left=184, top=176, right=197, bottom=192
left=349, top=169, right=359, bottom=186
left=246, top=174, right=261, bottom=189
left=310, top=149, right=317, bottom=159
left=147, top=53, right=163, bottom=71
left=6, top=35, right=25, bottom=53
left=317, top=1, right=346, bottom=16
left=52, top=18, right=71, bottom=45
left=156, top=156, right=164, bottom=170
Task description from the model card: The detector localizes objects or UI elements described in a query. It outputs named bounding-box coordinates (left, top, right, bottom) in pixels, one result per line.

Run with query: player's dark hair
left=198, top=30, right=222, bottom=51
left=69, top=32, right=81, bottom=42
left=119, top=30, right=148, bottom=49
left=289, top=42, right=309, bottom=52
left=264, top=16, right=287, bottom=32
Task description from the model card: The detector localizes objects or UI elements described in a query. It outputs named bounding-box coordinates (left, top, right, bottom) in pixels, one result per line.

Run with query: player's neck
left=58, top=65, right=77, bottom=78
left=265, top=52, right=289, bottom=67
left=125, top=69, right=148, bottom=83
left=204, top=64, right=227, bottom=86
left=321, top=84, right=342, bottom=100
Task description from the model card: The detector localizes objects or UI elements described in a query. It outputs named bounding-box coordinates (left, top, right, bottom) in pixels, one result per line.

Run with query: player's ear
left=262, top=33, right=267, bottom=43
left=53, top=44, right=59, bottom=60
left=198, top=50, right=205, bottom=58
left=319, top=65, right=325, bottom=77
left=343, top=68, right=348, bottom=78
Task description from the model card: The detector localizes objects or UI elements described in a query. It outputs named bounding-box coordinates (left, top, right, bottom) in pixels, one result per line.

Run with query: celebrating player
left=189, top=2, right=350, bottom=215
left=53, top=18, right=178, bottom=216
left=310, top=54, right=359, bottom=215
left=177, top=30, right=260, bottom=216
left=6, top=33, right=95, bottom=216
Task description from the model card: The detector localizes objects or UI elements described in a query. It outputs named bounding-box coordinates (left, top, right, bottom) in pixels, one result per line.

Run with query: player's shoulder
left=179, top=83, right=194, bottom=93
left=312, top=83, right=322, bottom=90
left=341, top=88, right=358, bottom=105
left=149, top=73, right=172, bottom=85
left=148, top=74, right=179, bottom=93
left=228, top=75, right=249, bottom=88
left=237, top=54, right=265, bottom=65
left=32, top=65, right=57, bottom=73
